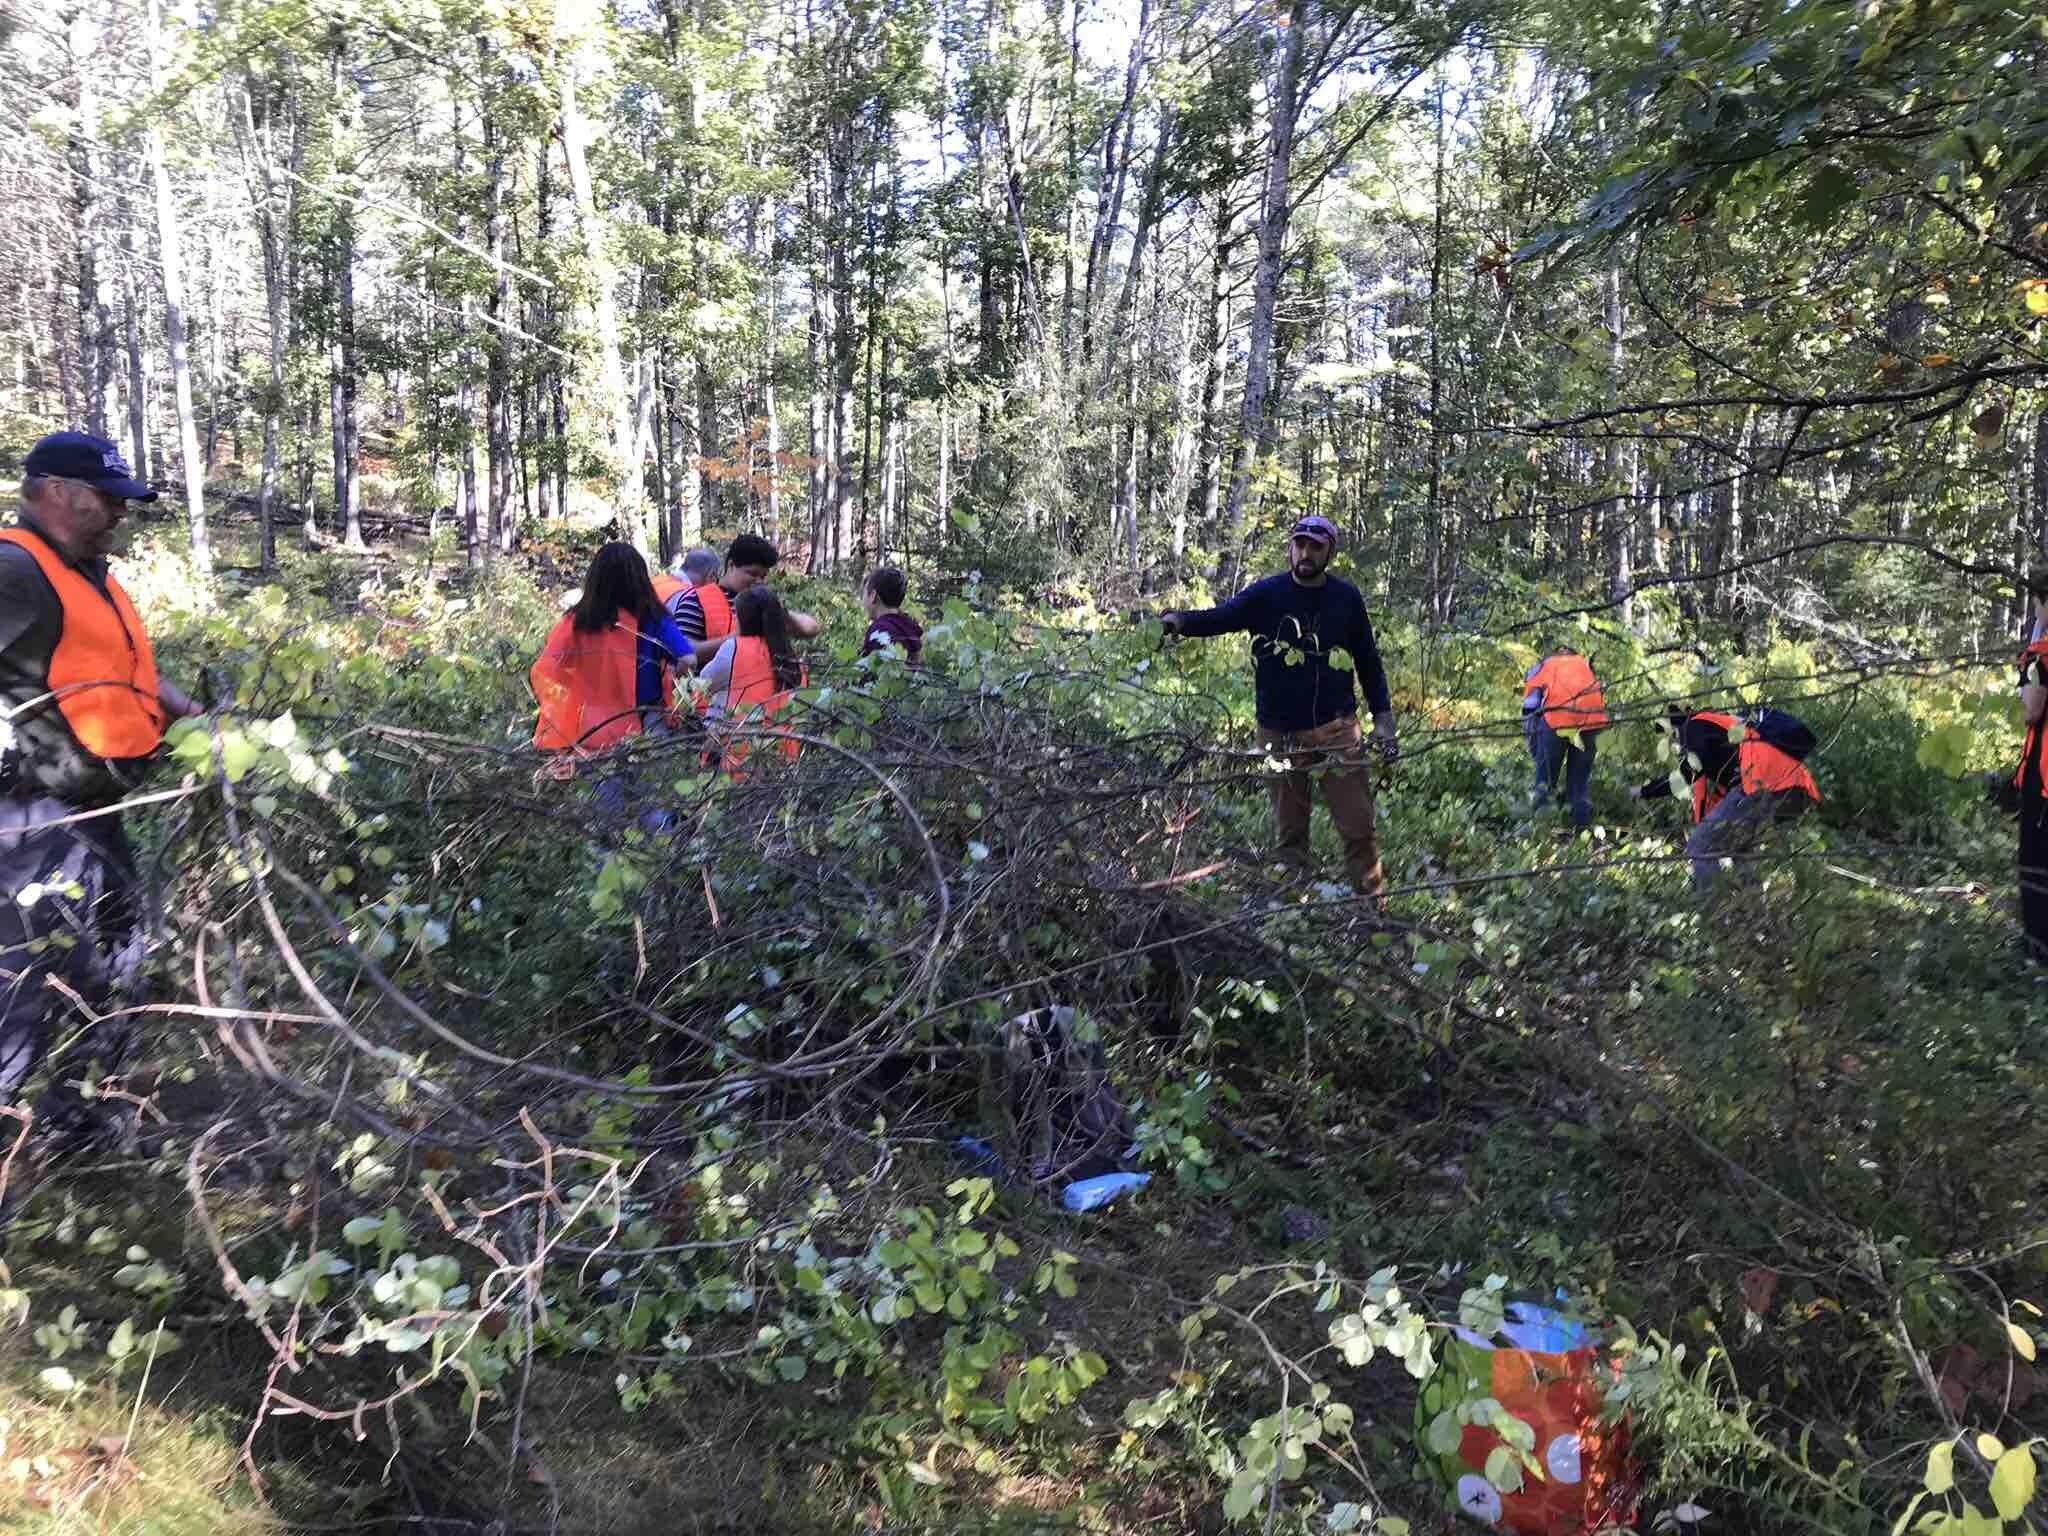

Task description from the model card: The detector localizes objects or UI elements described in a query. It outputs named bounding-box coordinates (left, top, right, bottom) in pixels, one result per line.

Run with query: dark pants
left=1688, top=787, right=1811, bottom=890
left=2021, top=792, right=2048, bottom=963
left=1255, top=717, right=1384, bottom=901
left=0, top=795, right=145, bottom=1109
left=1527, top=718, right=1597, bottom=829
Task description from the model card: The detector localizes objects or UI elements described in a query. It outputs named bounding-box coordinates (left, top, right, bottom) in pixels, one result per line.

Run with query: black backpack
left=1745, top=707, right=1817, bottom=761
left=992, top=1006, right=1132, bottom=1183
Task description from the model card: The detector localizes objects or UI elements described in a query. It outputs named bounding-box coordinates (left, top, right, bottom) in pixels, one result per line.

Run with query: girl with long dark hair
left=698, top=585, right=807, bottom=771
left=531, top=541, right=694, bottom=755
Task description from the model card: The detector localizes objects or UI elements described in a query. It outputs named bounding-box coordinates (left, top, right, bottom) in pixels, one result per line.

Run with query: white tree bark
left=146, top=0, right=209, bottom=575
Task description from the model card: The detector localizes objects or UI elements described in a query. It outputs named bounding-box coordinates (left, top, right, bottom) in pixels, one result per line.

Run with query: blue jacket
left=1178, top=572, right=1391, bottom=732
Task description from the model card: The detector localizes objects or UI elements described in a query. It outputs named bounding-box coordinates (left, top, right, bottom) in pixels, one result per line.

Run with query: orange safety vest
left=696, top=582, right=735, bottom=643
left=530, top=608, right=673, bottom=756
left=0, top=526, right=164, bottom=761
left=1686, top=710, right=1822, bottom=823
left=719, top=636, right=804, bottom=776
left=650, top=576, right=736, bottom=643
left=2016, top=639, right=2048, bottom=799
left=1524, top=651, right=1610, bottom=732
left=679, top=584, right=738, bottom=720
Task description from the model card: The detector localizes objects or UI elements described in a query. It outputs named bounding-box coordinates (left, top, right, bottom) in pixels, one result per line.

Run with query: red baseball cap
left=1289, top=515, right=1339, bottom=549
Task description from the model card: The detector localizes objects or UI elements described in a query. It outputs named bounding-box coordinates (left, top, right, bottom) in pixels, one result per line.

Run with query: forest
left=1, top=0, right=2046, bottom=1529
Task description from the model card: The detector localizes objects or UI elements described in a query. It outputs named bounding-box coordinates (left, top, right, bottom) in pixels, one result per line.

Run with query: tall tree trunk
left=120, top=228, right=148, bottom=485
left=336, top=220, right=362, bottom=549
left=878, top=330, right=898, bottom=556
left=483, top=37, right=510, bottom=563
left=238, top=72, right=300, bottom=574
left=70, top=11, right=112, bottom=440
left=2032, top=412, right=2048, bottom=565
left=460, top=287, right=480, bottom=569
left=1081, top=0, right=1149, bottom=365
left=762, top=196, right=781, bottom=536
left=298, top=390, right=317, bottom=539
left=1424, top=79, right=1447, bottom=623
left=1604, top=258, right=1634, bottom=625
left=1216, top=1, right=1307, bottom=592
left=558, top=35, right=641, bottom=541
left=1194, top=249, right=1233, bottom=555
left=147, top=0, right=209, bottom=574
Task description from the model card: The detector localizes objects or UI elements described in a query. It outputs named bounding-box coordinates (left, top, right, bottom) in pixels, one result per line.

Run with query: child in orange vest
left=697, top=586, right=807, bottom=774
left=1631, top=707, right=1820, bottom=890
left=1521, top=648, right=1609, bottom=831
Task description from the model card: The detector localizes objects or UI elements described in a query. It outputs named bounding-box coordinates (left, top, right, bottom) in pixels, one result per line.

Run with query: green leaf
left=1991, top=1445, right=2035, bottom=1521
left=38, top=1366, right=77, bottom=1394
left=219, top=732, right=262, bottom=782
left=1223, top=1468, right=1265, bottom=1522
left=1926, top=1440, right=1955, bottom=1495
left=1484, top=1444, right=1526, bottom=1493
left=1426, top=1408, right=1463, bottom=1454
left=1800, top=163, right=1859, bottom=228
left=2008, top=1320, right=2037, bottom=1361
left=1329, top=1313, right=1375, bottom=1367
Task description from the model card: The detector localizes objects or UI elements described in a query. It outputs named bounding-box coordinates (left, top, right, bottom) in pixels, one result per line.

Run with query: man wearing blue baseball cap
left=1, top=431, right=200, bottom=1151
left=1161, top=514, right=1398, bottom=907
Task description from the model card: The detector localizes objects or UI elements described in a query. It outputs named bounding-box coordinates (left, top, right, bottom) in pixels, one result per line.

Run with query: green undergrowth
left=0, top=515, right=2042, bottom=1533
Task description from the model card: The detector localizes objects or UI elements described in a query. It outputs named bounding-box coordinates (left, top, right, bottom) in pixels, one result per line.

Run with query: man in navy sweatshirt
left=1161, top=515, right=1397, bottom=904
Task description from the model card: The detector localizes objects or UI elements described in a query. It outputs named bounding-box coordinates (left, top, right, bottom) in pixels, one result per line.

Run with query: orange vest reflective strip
left=2018, top=640, right=2048, bottom=798
left=1527, top=652, right=1609, bottom=731
left=0, top=527, right=164, bottom=760
left=1684, top=709, right=1819, bottom=822
left=721, top=636, right=804, bottom=775
left=530, top=608, right=643, bottom=754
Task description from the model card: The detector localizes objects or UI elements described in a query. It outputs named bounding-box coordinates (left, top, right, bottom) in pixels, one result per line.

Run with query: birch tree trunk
left=557, top=34, right=641, bottom=542
left=120, top=224, right=148, bottom=485
left=146, top=0, right=209, bottom=574
left=70, top=11, right=112, bottom=441
left=1216, top=1, right=1306, bottom=593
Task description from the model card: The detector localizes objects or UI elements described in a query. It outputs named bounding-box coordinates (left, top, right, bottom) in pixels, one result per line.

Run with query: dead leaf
left=1972, top=404, right=2006, bottom=444
left=1935, top=1342, right=1984, bottom=1416
left=1740, top=1267, right=1779, bottom=1317
left=2010, top=1362, right=2044, bottom=1410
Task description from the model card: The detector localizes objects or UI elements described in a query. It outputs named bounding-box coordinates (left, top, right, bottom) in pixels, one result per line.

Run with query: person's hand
left=1628, top=784, right=1644, bottom=800
left=1369, top=713, right=1398, bottom=758
left=1158, top=611, right=1185, bottom=637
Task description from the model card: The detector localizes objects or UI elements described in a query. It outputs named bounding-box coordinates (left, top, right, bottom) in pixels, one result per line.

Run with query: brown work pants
left=1254, top=716, right=1384, bottom=901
